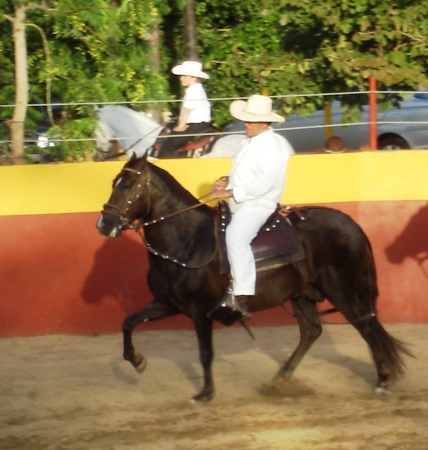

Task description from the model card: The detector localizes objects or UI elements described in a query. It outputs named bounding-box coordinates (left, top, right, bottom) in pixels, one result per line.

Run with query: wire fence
left=0, top=89, right=422, bottom=109
left=1, top=90, right=428, bottom=148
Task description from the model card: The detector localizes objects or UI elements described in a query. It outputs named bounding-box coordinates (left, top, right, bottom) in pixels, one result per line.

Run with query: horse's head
left=97, top=154, right=151, bottom=237
left=94, top=106, right=163, bottom=161
left=93, top=110, right=121, bottom=161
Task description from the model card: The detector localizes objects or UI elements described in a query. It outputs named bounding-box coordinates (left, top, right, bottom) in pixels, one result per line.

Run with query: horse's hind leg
left=122, top=299, right=179, bottom=372
left=273, top=297, right=322, bottom=383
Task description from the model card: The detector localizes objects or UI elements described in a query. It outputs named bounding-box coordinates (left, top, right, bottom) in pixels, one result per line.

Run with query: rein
left=129, top=192, right=213, bottom=229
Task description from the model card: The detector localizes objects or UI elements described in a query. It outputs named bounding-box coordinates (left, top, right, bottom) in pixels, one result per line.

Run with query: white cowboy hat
left=171, top=61, right=209, bottom=79
left=230, top=94, right=284, bottom=123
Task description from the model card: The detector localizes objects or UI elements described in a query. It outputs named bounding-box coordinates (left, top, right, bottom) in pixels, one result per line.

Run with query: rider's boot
left=208, top=290, right=253, bottom=325
left=235, top=295, right=253, bottom=321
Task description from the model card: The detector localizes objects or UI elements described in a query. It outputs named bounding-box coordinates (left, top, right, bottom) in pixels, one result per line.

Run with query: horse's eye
left=121, top=177, right=135, bottom=191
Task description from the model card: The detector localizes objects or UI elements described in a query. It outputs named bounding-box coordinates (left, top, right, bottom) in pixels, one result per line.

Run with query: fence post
left=324, top=101, right=333, bottom=141
left=368, top=77, right=378, bottom=150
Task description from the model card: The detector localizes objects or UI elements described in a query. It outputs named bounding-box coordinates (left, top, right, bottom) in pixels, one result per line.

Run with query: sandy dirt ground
left=1, top=324, right=427, bottom=450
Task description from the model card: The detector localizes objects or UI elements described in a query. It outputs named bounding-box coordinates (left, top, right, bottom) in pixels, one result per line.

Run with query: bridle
left=102, top=166, right=214, bottom=229
left=101, top=164, right=219, bottom=268
left=102, top=166, right=152, bottom=230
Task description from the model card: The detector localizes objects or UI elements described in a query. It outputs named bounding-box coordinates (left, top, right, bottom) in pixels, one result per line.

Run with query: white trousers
left=225, top=203, right=276, bottom=296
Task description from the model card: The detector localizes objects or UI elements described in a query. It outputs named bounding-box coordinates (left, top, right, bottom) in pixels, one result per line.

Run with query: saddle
left=209, top=202, right=306, bottom=325
left=215, top=201, right=305, bottom=275
left=151, top=122, right=215, bottom=158
left=175, top=135, right=215, bottom=157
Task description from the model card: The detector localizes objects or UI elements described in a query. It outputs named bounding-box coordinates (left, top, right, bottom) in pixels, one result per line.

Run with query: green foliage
left=46, top=0, right=170, bottom=104
left=1, top=0, right=172, bottom=161
left=2, top=0, right=428, bottom=158
left=55, top=117, right=96, bottom=162
left=196, top=1, right=296, bottom=125
left=196, top=0, right=428, bottom=126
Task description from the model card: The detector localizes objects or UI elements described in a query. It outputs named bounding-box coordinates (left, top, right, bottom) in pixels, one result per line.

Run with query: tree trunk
left=184, top=0, right=198, bottom=60
left=146, top=23, right=163, bottom=124
left=9, top=2, right=29, bottom=161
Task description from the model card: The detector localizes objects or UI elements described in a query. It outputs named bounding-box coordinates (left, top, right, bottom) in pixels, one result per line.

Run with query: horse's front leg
left=192, top=314, right=215, bottom=402
left=122, top=299, right=179, bottom=372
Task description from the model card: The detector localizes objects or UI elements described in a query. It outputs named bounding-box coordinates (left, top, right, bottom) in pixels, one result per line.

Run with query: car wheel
left=378, top=136, right=409, bottom=150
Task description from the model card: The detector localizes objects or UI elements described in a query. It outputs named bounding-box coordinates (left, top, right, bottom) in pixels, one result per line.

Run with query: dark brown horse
left=96, top=154, right=412, bottom=401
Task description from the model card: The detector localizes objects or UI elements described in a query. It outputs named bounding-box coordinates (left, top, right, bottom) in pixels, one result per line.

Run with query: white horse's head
left=95, top=105, right=163, bottom=159
left=95, top=117, right=116, bottom=155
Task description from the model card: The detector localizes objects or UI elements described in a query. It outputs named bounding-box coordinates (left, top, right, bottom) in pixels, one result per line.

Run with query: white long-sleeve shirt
left=227, top=128, right=292, bottom=211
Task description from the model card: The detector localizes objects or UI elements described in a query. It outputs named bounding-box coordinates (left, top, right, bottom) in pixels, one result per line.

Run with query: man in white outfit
left=157, top=60, right=212, bottom=155
left=210, top=94, right=293, bottom=321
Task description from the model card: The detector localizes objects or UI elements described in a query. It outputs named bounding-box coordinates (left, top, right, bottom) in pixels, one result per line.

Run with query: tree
left=2, top=0, right=428, bottom=161
left=184, top=0, right=198, bottom=60
left=4, top=1, right=39, bottom=160
left=195, top=0, right=428, bottom=126
left=1, top=0, right=171, bottom=161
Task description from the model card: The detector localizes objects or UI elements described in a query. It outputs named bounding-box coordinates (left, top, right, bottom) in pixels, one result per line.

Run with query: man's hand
left=210, top=189, right=233, bottom=200
left=173, top=108, right=191, bottom=131
left=173, top=124, right=189, bottom=132
left=211, top=176, right=229, bottom=191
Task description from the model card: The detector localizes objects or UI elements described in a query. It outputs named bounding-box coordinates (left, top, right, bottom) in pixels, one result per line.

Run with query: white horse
left=95, top=105, right=294, bottom=160
left=95, top=105, right=247, bottom=160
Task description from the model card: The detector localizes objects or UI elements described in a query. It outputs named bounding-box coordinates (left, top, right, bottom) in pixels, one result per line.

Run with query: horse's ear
left=130, top=152, right=138, bottom=162
left=94, top=105, right=101, bottom=116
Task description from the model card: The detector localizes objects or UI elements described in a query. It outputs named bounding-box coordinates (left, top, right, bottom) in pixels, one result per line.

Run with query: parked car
left=225, top=91, right=428, bottom=153
left=0, top=103, right=63, bottom=162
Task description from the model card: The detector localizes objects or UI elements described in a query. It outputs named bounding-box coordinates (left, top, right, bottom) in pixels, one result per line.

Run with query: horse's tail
left=357, top=234, right=379, bottom=313
left=358, top=235, right=414, bottom=380
left=365, top=318, right=414, bottom=380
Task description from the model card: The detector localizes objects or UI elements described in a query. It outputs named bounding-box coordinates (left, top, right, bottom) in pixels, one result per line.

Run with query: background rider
left=156, top=60, right=212, bottom=156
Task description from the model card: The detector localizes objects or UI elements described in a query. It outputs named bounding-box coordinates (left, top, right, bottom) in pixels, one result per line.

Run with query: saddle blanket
left=252, top=211, right=305, bottom=271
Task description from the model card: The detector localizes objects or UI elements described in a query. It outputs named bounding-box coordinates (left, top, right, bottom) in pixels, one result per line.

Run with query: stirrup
left=208, top=289, right=252, bottom=326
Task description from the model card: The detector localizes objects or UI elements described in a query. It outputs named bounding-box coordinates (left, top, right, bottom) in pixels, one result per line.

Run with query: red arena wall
left=1, top=152, right=428, bottom=337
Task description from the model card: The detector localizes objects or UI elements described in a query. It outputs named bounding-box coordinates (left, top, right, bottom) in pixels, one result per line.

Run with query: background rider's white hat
left=171, top=61, right=209, bottom=79
left=230, top=95, right=284, bottom=123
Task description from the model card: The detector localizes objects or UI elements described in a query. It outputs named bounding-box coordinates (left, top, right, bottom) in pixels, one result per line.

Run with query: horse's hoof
left=192, top=390, right=214, bottom=402
left=374, top=386, right=390, bottom=396
left=135, top=357, right=148, bottom=374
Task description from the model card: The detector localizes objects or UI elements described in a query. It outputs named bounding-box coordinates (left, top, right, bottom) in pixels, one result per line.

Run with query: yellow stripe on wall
left=1, top=150, right=428, bottom=216
left=289, top=150, right=428, bottom=203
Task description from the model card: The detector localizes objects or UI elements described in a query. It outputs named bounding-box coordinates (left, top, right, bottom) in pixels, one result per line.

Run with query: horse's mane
left=148, top=162, right=206, bottom=208
left=99, top=105, right=159, bottom=128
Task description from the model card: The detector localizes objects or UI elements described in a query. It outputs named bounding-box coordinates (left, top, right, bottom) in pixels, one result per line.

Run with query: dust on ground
left=1, top=324, right=426, bottom=449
